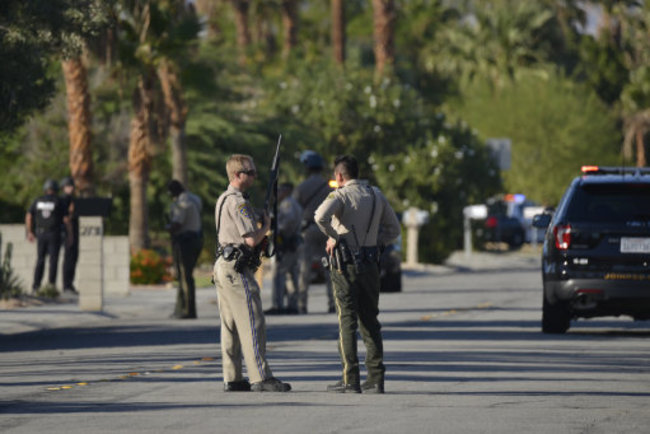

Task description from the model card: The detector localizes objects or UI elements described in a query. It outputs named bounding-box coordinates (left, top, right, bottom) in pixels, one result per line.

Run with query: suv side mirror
left=532, top=213, right=552, bottom=229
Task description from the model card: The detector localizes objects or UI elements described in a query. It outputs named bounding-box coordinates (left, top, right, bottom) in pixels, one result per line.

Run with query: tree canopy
left=1, top=0, right=649, bottom=262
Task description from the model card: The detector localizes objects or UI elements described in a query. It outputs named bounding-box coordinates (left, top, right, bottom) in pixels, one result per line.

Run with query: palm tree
left=128, top=73, right=156, bottom=250
left=158, top=59, right=188, bottom=186
left=62, top=56, right=95, bottom=197
left=281, top=0, right=298, bottom=59
left=331, top=0, right=345, bottom=65
left=372, top=0, right=396, bottom=76
left=618, top=2, right=650, bottom=166
left=432, top=1, right=554, bottom=89
left=230, top=0, right=252, bottom=65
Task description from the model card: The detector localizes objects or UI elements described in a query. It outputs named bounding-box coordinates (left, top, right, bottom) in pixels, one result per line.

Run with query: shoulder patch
left=326, top=192, right=337, bottom=200
left=238, top=203, right=254, bottom=220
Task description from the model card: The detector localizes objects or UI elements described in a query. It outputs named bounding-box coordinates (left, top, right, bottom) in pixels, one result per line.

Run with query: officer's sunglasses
left=238, top=168, right=257, bottom=177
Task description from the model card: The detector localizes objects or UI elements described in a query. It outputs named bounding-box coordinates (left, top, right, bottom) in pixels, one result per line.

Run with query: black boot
left=224, top=380, right=251, bottom=392
left=327, top=381, right=361, bottom=393
left=361, top=380, right=384, bottom=394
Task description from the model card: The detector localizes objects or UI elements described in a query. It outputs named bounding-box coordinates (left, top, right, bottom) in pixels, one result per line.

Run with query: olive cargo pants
left=214, top=258, right=273, bottom=384
left=331, top=262, right=385, bottom=386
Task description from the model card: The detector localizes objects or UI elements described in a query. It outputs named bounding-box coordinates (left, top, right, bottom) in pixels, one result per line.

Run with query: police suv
left=533, top=166, right=650, bottom=333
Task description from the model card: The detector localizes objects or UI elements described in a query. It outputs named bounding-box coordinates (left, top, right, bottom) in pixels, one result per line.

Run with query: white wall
left=0, top=224, right=129, bottom=297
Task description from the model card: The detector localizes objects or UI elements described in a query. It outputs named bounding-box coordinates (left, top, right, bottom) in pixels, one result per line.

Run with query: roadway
left=1, top=251, right=649, bottom=433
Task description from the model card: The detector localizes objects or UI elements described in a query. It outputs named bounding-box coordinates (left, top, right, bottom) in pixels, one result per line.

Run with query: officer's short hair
left=334, top=155, right=359, bottom=180
left=226, top=154, right=254, bottom=182
left=167, top=179, right=184, bottom=197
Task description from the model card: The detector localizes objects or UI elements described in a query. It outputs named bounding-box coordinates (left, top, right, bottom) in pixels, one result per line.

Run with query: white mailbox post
left=402, top=207, right=429, bottom=267
left=463, top=204, right=488, bottom=258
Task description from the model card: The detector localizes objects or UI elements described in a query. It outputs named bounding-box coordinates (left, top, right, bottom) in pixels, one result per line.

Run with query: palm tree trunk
left=372, top=0, right=396, bottom=77
left=331, top=0, right=345, bottom=65
left=128, top=75, right=155, bottom=251
left=62, top=57, right=94, bottom=197
left=194, top=0, right=220, bottom=39
left=230, top=0, right=251, bottom=65
left=281, top=0, right=298, bottom=60
left=636, top=129, right=646, bottom=167
left=157, top=60, right=188, bottom=186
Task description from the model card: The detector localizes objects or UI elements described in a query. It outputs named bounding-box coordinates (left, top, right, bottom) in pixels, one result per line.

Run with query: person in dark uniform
left=25, top=179, right=70, bottom=293
left=315, top=155, right=401, bottom=394
left=167, top=180, right=203, bottom=319
left=293, top=150, right=335, bottom=313
left=60, top=176, right=79, bottom=294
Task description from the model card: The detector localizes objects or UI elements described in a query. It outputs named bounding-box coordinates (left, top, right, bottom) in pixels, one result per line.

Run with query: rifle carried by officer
left=259, top=134, right=282, bottom=258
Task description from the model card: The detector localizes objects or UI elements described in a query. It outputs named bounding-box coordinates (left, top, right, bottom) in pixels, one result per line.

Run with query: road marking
left=45, top=356, right=218, bottom=392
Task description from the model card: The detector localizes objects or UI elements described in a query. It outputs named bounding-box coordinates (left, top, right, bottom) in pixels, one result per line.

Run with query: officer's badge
left=238, top=203, right=253, bottom=220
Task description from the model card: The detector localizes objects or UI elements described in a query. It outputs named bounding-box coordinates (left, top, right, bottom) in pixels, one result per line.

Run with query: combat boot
left=326, top=381, right=361, bottom=393
left=251, top=377, right=291, bottom=392
left=361, top=380, right=384, bottom=394
left=223, top=380, right=251, bottom=392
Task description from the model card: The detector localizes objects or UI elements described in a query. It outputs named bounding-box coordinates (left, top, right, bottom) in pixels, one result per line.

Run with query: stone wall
left=0, top=224, right=129, bottom=297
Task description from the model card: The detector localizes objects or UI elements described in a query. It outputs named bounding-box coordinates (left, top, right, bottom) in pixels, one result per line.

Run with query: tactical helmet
left=299, top=150, right=325, bottom=170
left=60, top=176, right=75, bottom=188
left=43, top=179, right=59, bottom=193
left=167, top=179, right=184, bottom=197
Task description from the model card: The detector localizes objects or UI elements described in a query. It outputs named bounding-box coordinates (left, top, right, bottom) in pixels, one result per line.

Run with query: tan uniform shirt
left=214, top=185, right=257, bottom=246
left=293, top=174, right=332, bottom=226
left=314, top=179, right=401, bottom=249
left=170, top=191, right=202, bottom=233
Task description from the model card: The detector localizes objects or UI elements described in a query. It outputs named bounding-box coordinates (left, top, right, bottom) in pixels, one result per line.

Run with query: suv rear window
left=565, top=183, right=650, bottom=223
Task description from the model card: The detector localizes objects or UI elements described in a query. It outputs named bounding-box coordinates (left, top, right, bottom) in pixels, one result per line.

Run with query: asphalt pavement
left=0, top=250, right=541, bottom=337
left=3, top=248, right=650, bottom=434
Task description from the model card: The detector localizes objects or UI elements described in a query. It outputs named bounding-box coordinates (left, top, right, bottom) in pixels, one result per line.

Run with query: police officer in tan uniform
left=213, top=154, right=291, bottom=392
left=315, top=155, right=401, bottom=394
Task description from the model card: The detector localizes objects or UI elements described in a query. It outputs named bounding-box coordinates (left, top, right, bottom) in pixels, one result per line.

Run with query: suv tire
left=542, top=295, right=571, bottom=334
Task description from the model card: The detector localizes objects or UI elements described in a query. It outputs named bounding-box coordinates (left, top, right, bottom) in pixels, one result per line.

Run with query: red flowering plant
left=130, top=249, right=174, bottom=285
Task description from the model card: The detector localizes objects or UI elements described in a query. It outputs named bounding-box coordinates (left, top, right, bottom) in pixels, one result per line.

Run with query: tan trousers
left=214, top=257, right=273, bottom=384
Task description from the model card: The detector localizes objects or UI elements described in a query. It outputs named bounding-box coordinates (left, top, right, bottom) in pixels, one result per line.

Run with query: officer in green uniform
left=315, top=155, right=401, bottom=394
left=213, top=154, right=291, bottom=393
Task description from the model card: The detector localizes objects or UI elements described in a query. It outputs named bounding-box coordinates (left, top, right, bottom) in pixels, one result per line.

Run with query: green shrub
left=0, top=232, right=23, bottom=299
left=130, top=249, right=173, bottom=285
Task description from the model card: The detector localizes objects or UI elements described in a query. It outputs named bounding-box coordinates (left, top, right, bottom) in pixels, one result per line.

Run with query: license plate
left=620, top=237, right=650, bottom=253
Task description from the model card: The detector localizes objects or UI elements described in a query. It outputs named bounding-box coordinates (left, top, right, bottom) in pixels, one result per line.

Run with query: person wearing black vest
left=25, top=179, right=70, bottom=293
left=60, top=177, right=79, bottom=294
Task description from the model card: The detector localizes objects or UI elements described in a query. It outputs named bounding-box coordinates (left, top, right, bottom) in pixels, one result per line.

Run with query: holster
left=216, top=244, right=261, bottom=273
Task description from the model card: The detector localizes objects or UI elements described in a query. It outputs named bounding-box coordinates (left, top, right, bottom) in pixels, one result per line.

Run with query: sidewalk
left=0, top=249, right=541, bottom=337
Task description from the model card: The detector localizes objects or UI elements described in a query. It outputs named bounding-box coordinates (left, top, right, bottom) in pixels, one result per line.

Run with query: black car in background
left=479, top=195, right=526, bottom=249
left=533, top=166, right=650, bottom=333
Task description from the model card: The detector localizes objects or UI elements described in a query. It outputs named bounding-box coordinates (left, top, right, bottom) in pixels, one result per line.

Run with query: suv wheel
left=542, top=295, right=571, bottom=334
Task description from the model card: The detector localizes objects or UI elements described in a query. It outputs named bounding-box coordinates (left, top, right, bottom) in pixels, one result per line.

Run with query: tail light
left=553, top=224, right=571, bottom=250
left=485, top=216, right=498, bottom=229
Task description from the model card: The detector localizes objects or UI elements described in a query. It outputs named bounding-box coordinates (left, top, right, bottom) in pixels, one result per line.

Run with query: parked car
left=533, top=165, right=650, bottom=333
left=480, top=195, right=526, bottom=249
